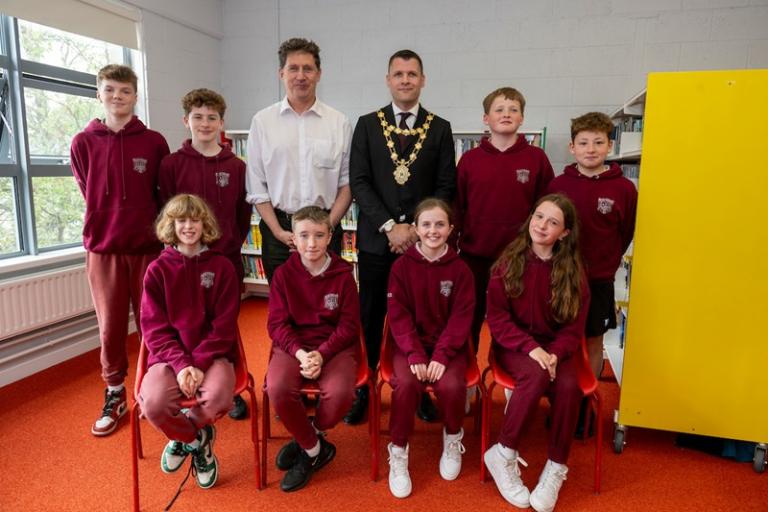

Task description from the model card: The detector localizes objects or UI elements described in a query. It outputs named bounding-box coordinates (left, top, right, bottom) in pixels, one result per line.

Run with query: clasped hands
left=296, top=349, right=324, bottom=380
left=529, top=347, right=558, bottom=381
left=387, top=224, right=418, bottom=254
left=177, top=366, right=205, bottom=398
left=409, top=360, right=446, bottom=383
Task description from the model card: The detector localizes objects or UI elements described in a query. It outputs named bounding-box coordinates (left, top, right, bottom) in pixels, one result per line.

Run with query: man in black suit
left=346, top=49, right=456, bottom=424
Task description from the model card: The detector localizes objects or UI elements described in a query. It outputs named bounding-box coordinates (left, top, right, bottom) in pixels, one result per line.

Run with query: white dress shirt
left=391, top=102, right=419, bottom=130
left=246, top=97, right=352, bottom=213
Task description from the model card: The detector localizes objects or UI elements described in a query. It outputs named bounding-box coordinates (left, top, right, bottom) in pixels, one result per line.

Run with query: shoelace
left=388, top=451, right=408, bottom=477
left=101, top=391, right=123, bottom=416
left=500, top=454, right=528, bottom=490
left=168, top=441, right=186, bottom=457
left=445, top=439, right=466, bottom=461
left=539, top=464, right=567, bottom=495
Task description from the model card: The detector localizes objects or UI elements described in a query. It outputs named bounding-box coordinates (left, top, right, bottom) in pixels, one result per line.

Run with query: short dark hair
left=278, top=37, right=321, bottom=70
left=181, top=88, right=226, bottom=117
left=388, top=49, right=423, bottom=73
left=570, top=112, right=614, bottom=141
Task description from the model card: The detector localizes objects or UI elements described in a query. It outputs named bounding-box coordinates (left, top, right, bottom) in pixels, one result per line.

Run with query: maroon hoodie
left=141, top=246, right=239, bottom=374
left=158, top=140, right=250, bottom=278
left=486, top=252, right=590, bottom=361
left=268, top=252, right=360, bottom=362
left=547, top=162, right=638, bottom=281
left=70, top=116, right=170, bottom=254
left=387, top=245, right=475, bottom=366
left=455, top=136, right=554, bottom=259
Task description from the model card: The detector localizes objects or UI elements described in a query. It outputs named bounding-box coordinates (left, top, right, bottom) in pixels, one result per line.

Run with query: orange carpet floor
left=0, top=297, right=763, bottom=511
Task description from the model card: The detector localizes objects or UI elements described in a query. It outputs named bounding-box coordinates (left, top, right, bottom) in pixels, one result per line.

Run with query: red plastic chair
left=373, top=319, right=486, bottom=482
left=130, top=331, right=262, bottom=512
left=260, top=335, right=376, bottom=487
left=480, top=338, right=603, bottom=492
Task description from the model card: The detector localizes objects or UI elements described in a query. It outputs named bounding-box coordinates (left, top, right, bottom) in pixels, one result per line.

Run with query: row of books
left=614, top=117, right=643, bottom=133
left=621, top=164, right=640, bottom=189
left=242, top=255, right=267, bottom=281
left=230, top=137, right=248, bottom=160
left=340, top=203, right=358, bottom=230
left=243, top=224, right=262, bottom=251
left=341, top=231, right=358, bottom=263
left=454, top=132, right=544, bottom=163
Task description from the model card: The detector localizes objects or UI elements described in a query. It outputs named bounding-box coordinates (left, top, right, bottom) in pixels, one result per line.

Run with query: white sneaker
left=439, top=428, right=465, bottom=480
left=530, top=459, right=568, bottom=512
left=387, top=443, right=412, bottom=498
left=483, top=443, right=530, bottom=508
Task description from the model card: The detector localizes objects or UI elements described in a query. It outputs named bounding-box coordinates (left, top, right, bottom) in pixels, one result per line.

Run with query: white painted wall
left=221, top=0, right=768, bottom=171
left=126, top=0, right=224, bottom=147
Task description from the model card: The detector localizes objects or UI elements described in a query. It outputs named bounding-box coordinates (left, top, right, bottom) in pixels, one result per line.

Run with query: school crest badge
left=215, top=171, right=230, bottom=187
left=440, top=280, right=453, bottom=298
left=597, top=197, right=615, bottom=214
left=516, top=169, right=530, bottom=184
left=200, top=271, right=215, bottom=289
left=324, top=293, right=339, bottom=310
left=132, top=158, right=147, bottom=173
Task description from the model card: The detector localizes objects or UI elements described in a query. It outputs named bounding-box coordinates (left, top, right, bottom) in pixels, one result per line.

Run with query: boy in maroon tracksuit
left=139, top=194, right=239, bottom=490
left=70, top=64, right=169, bottom=437
left=158, top=88, right=251, bottom=420
left=454, top=87, right=554, bottom=350
left=547, top=112, right=637, bottom=436
left=386, top=198, right=475, bottom=498
left=266, top=206, right=360, bottom=492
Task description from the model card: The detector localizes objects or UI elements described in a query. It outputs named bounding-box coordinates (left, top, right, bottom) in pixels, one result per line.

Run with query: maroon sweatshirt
left=158, top=140, right=251, bottom=277
left=486, top=252, right=590, bottom=361
left=141, top=247, right=239, bottom=374
left=455, top=136, right=554, bottom=259
left=387, top=245, right=475, bottom=366
left=547, top=163, right=638, bottom=281
left=267, top=252, right=360, bottom=362
left=70, top=116, right=170, bottom=254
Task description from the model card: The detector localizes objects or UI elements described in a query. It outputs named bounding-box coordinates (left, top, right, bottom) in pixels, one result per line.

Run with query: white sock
left=306, top=440, right=321, bottom=458
left=108, top=384, right=125, bottom=393
left=548, top=459, right=567, bottom=471
left=391, top=443, right=407, bottom=455
left=445, top=428, right=463, bottom=441
left=498, top=444, right=516, bottom=460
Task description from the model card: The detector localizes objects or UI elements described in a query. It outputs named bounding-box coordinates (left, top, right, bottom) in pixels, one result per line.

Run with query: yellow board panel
left=619, top=70, right=768, bottom=442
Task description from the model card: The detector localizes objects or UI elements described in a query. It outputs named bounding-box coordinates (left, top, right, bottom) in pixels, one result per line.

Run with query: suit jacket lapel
left=400, top=105, right=427, bottom=154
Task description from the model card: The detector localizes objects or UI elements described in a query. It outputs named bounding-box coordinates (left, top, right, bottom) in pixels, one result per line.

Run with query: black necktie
left=398, top=112, right=412, bottom=151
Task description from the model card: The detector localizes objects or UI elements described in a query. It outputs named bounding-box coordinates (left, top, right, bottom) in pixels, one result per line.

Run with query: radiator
left=0, top=265, right=94, bottom=340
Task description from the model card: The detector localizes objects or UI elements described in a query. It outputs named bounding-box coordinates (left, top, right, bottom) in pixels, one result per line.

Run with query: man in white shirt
left=246, top=38, right=352, bottom=282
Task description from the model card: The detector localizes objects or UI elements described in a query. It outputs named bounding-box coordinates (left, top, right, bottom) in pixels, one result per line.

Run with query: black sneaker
left=416, top=392, right=438, bottom=423
left=280, top=437, right=336, bottom=492
left=228, top=395, right=248, bottom=420
left=276, top=439, right=301, bottom=470
left=343, top=387, right=368, bottom=425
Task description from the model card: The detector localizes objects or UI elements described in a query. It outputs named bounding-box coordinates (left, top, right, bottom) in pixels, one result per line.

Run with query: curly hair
left=570, top=111, right=613, bottom=141
left=492, top=194, right=584, bottom=324
left=155, top=194, right=220, bottom=246
left=278, top=37, right=321, bottom=69
left=181, top=88, right=226, bottom=117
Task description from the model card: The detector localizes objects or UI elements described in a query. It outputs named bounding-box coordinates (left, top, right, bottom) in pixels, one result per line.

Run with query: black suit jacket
left=350, top=104, right=456, bottom=255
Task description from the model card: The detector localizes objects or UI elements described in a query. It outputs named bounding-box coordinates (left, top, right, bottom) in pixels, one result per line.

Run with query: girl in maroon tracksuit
left=139, top=194, right=240, bottom=490
left=266, top=206, right=360, bottom=493
left=386, top=198, right=475, bottom=499
left=483, top=194, right=589, bottom=512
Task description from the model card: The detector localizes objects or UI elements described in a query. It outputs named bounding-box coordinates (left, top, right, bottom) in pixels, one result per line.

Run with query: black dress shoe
left=416, top=392, right=438, bottom=422
left=343, top=387, right=368, bottom=425
left=276, top=439, right=301, bottom=470
left=280, top=437, right=336, bottom=492
left=228, top=395, right=248, bottom=420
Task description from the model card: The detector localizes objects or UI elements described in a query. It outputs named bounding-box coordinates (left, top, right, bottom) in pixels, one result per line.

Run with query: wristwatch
left=381, top=219, right=396, bottom=233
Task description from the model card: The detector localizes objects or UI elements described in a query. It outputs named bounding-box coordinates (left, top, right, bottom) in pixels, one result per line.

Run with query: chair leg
left=368, top=379, right=377, bottom=482
left=374, top=379, right=387, bottom=482
left=130, top=403, right=141, bottom=512
left=244, top=384, right=262, bottom=491
left=480, top=382, right=497, bottom=483
left=592, top=391, right=603, bottom=494
left=260, top=389, right=269, bottom=488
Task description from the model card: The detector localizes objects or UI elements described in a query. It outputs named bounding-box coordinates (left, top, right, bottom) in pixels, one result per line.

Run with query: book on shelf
left=340, top=202, right=358, bottom=230
left=453, top=130, right=545, bottom=163
left=620, top=163, right=640, bottom=189
left=341, top=231, right=358, bottom=263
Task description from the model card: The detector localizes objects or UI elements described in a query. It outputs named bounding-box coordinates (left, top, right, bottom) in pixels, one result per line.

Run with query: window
left=0, top=13, right=134, bottom=258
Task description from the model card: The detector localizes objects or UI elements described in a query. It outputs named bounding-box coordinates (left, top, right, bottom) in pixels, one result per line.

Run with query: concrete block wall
left=217, top=0, right=768, bottom=171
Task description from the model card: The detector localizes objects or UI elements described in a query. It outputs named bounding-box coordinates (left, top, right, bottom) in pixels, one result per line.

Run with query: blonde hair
left=291, top=205, right=332, bottom=233
left=156, top=194, right=220, bottom=246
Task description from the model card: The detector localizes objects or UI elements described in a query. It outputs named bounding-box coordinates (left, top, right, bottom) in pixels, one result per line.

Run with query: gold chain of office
left=377, top=110, right=435, bottom=185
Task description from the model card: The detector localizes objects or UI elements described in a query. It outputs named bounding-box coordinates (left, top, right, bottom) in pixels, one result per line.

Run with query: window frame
left=0, top=14, right=132, bottom=259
